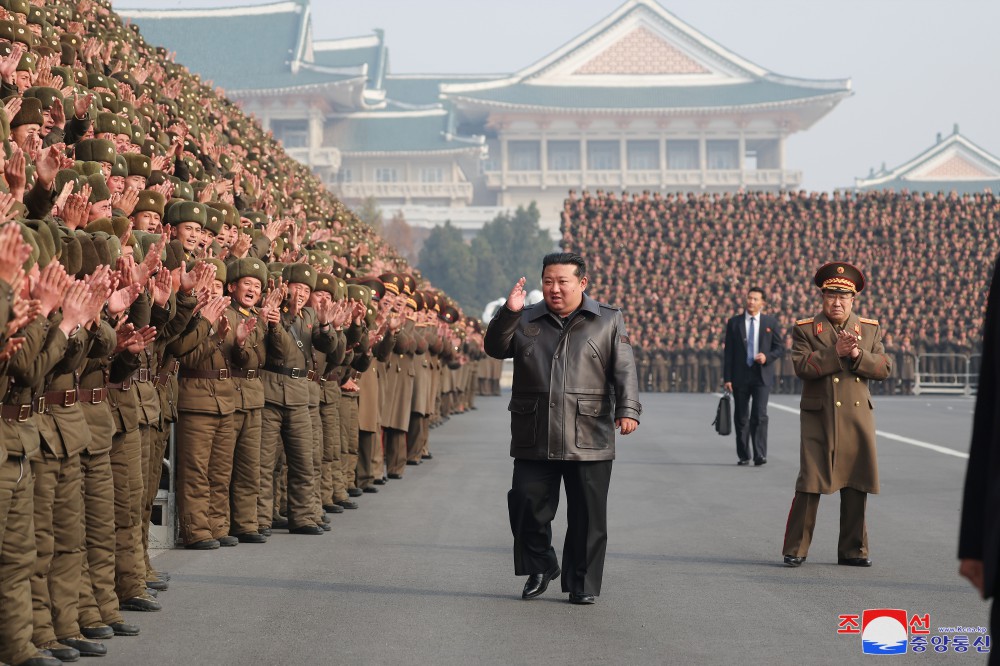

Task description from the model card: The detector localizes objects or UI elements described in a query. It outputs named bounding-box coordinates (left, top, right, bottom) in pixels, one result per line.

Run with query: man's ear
left=580, top=275, right=589, bottom=291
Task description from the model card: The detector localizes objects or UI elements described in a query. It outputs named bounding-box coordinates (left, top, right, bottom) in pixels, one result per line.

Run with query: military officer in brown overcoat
left=782, top=262, right=892, bottom=568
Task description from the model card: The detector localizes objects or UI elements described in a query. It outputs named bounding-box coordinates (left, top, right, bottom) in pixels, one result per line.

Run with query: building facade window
left=271, top=119, right=309, bottom=148
left=419, top=167, right=445, bottom=183
left=547, top=141, right=580, bottom=171
left=667, top=140, right=699, bottom=170
left=338, top=168, right=353, bottom=184
left=587, top=140, right=620, bottom=170
left=509, top=140, right=541, bottom=171
left=375, top=167, right=398, bottom=183
left=707, top=140, right=739, bottom=170
left=627, top=140, right=660, bottom=170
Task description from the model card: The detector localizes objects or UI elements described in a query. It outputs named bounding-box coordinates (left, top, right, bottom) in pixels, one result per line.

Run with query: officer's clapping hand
left=0, top=222, right=30, bottom=283
left=200, top=296, right=230, bottom=326
left=235, top=317, right=257, bottom=347
left=30, top=261, right=70, bottom=317
left=6, top=296, right=39, bottom=338
left=835, top=329, right=859, bottom=358
left=506, top=277, right=527, bottom=312
left=149, top=265, right=172, bottom=308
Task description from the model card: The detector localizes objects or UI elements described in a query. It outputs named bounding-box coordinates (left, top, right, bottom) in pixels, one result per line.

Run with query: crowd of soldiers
left=561, top=189, right=996, bottom=394
left=0, top=1, right=501, bottom=665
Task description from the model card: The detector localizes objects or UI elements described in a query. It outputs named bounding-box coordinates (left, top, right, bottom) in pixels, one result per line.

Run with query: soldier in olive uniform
left=225, top=258, right=274, bottom=543
left=782, top=263, right=892, bottom=568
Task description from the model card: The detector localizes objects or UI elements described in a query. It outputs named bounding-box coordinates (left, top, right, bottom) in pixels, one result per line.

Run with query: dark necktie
left=747, top=317, right=755, bottom=367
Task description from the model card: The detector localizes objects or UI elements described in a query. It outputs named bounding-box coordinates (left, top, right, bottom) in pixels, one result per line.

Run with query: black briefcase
left=712, top=391, right=732, bottom=436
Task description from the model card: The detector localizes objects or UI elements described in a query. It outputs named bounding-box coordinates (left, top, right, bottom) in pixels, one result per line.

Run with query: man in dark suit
left=959, top=253, right=1000, bottom=647
left=723, top=287, right=784, bottom=466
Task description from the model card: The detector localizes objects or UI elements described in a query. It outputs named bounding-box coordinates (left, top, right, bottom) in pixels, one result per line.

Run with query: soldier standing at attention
left=782, top=263, right=892, bottom=568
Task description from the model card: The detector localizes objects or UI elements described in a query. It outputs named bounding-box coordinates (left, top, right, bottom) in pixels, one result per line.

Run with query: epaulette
left=859, top=317, right=879, bottom=326
left=796, top=317, right=814, bottom=326
left=238, top=307, right=252, bottom=316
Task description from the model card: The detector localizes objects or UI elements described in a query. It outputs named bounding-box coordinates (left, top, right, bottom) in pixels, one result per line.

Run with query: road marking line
left=767, top=401, right=969, bottom=459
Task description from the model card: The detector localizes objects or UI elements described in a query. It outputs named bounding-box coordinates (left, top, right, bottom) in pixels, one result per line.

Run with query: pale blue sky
left=117, top=0, right=1000, bottom=192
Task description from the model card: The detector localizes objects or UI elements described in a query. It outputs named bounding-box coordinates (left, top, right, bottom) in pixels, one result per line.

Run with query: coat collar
left=526, top=292, right=601, bottom=322
left=814, top=312, right=859, bottom=347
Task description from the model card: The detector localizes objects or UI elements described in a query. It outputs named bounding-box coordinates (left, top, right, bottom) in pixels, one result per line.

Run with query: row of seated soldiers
left=0, top=215, right=486, bottom=665
left=633, top=342, right=979, bottom=395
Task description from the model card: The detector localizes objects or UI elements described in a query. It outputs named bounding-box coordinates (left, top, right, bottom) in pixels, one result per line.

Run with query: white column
left=659, top=134, right=667, bottom=188
left=579, top=136, right=587, bottom=189
left=699, top=134, right=707, bottom=188
left=619, top=135, right=627, bottom=189
left=540, top=132, right=548, bottom=190
left=500, top=136, right=509, bottom=190
left=738, top=129, right=746, bottom=186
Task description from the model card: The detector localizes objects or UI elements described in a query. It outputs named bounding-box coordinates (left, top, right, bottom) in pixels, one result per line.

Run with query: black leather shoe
left=260, top=527, right=272, bottom=537
left=271, top=517, right=289, bottom=529
left=336, top=499, right=358, bottom=510
left=146, top=578, right=169, bottom=591
left=737, top=460, right=750, bottom=466
left=156, top=571, right=171, bottom=581
left=38, top=641, right=81, bottom=662
left=144, top=587, right=158, bottom=598
left=421, top=453, right=433, bottom=460
left=754, top=458, right=767, bottom=466
left=568, top=592, right=596, bottom=605
left=288, top=524, right=324, bottom=535
left=406, top=460, right=420, bottom=466
left=783, top=555, right=806, bottom=567
left=373, top=478, right=386, bottom=485
left=387, top=473, right=403, bottom=480
left=838, top=557, right=872, bottom=567
left=320, top=514, right=330, bottom=524
left=109, top=621, right=140, bottom=636
left=16, top=652, right=63, bottom=666
left=184, top=538, right=220, bottom=550
left=521, top=565, right=560, bottom=599
left=120, top=594, right=161, bottom=612
left=79, top=623, right=114, bottom=640
left=362, top=486, right=378, bottom=493
left=235, top=532, right=267, bottom=544
left=60, top=636, right=107, bottom=657
left=325, top=504, right=344, bottom=514
left=320, top=522, right=331, bottom=531
left=218, top=535, right=239, bottom=547
left=347, top=487, right=363, bottom=497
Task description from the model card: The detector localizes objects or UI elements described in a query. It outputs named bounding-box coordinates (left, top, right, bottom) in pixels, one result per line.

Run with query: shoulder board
left=796, top=318, right=814, bottom=326
left=238, top=307, right=251, bottom=316
left=859, top=317, right=879, bottom=326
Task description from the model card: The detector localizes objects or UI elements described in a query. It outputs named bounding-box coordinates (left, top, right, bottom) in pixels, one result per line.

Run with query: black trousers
left=733, top=381, right=769, bottom=462
left=508, top=458, right=612, bottom=596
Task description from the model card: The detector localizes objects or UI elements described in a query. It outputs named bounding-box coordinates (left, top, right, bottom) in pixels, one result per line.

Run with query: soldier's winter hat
left=282, top=263, right=316, bottom=290
left=227, top=257, right=267, bottom=286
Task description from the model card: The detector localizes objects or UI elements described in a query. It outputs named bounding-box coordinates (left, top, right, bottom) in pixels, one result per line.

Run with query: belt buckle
left=33, top=396, right=45, bottom=414
left=64, top=389, right=77, bottom=407
left=218, top=369, right=230, bottom=380
left=137, top=369, right=150, bottom=382
left=122, top=377, right=132, bottom=390
left=290, top=368, right=302, bottom=379
left=17, top=404, right=31, bottom=422
left=307, top=370, right=316, bottom=381
left=246, top=369, right=257, bottom=380
left=91, top=388, right=104, bottom=404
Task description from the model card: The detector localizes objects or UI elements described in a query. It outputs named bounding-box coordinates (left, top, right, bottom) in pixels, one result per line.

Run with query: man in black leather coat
left=485, top=252, right=641, bottom=605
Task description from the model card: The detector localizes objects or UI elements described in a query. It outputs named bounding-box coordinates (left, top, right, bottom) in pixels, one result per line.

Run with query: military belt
left=40, top=389, right=78, bottom=408
left=263, top=365, right=315, bottom=380
left=229, top=368, right=260, bottom=380
left=179, top=368, right=231, bottom=380
left=106, top=377, right=132, bottom=391
left=132, top=369, right=152, bottom=382
left=0, top=403, right=33, bottom=422
left=78, top=387, right=107, bottom=404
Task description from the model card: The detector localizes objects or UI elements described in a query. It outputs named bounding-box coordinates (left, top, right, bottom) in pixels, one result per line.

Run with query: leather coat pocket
left=508, top=397, right=538, bottom=448
left=575, top=397, right=613, bottom=450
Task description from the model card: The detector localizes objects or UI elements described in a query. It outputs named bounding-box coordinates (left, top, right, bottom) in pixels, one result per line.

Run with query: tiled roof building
left=123, top=0, right=851, bottom=234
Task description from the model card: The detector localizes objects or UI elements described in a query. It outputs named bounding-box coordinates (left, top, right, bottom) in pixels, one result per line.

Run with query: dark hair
left=542, top=252, right=587, bottom=279
left=748, top=286, right=766, bottom=301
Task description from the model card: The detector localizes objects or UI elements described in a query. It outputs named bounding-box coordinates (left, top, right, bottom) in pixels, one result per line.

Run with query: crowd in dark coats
left=560, top=189, right=998, bottom=393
